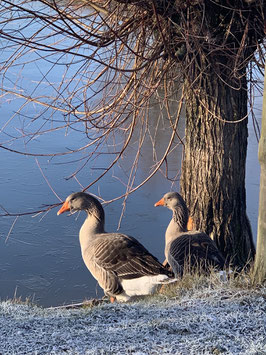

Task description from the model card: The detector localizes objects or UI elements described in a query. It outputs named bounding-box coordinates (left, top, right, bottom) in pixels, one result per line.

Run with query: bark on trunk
left=254, top=64, right=266, bottom=282
left=180, top=74, right=255, bottom=268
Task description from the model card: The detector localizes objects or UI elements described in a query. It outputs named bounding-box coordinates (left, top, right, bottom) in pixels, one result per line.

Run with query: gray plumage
left=155, top=192, right=225, bottom=276
left=58, top=192, right=174, bottom=302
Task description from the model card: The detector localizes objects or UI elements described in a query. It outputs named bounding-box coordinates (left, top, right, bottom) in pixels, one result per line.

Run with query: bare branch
left=0, top=0, right=264, bottom=220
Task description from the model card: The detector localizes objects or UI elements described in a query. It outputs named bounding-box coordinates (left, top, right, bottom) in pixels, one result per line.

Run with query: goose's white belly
left=121, top=274, right=169, bottom=297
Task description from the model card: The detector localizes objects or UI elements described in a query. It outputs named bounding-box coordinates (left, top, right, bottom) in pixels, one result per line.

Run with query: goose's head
left=154, top=192, right=187, bottom=211
left=154, top=192, right=190, bottom=231
left=57, top=192, right=105, bottom=222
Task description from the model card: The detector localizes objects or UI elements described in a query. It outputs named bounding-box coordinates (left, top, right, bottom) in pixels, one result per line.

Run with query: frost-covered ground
left=0, top=287, right=265, bottom=355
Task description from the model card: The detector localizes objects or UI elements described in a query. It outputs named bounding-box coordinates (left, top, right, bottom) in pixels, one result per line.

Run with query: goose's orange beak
left=57, top=200, right=70, bottom=215
left=154, top=197, right=165, bottom=207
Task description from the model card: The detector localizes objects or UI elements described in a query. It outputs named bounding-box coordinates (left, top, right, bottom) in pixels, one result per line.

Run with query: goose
left=154, top=192, right=225, bottom=276
left=57, top=192, right=174, bottom=302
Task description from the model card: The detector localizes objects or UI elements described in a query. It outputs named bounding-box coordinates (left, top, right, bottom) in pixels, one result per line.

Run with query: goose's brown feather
left=169, top=232, right=225, bottom=270
left=92, top=233, right=173, bottom=280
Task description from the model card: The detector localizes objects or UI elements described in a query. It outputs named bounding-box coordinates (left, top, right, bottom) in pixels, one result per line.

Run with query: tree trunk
left=254, top=64, right=266, bottom=283
left=180, top=73, right=256, bottom=268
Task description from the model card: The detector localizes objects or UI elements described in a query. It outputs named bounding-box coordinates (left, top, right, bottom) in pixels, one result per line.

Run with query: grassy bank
left=1, top=271, right=265, bottom=354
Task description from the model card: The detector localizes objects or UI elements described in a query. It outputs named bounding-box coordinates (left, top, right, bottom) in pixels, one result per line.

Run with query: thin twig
left=5, top=216, right=19, bottom=243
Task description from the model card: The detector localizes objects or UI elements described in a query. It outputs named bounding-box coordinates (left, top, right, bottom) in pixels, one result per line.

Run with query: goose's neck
left=165, top=208, right=188, bottom=243
left=173, top=208, right=188, bottom=232
left=79, top=212, right=105, bottom=252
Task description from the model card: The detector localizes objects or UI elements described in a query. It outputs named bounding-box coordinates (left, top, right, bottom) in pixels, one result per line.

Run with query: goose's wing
left=93, top=233, right=173, bottom=280
left=169, top=232, right=225, bottom=269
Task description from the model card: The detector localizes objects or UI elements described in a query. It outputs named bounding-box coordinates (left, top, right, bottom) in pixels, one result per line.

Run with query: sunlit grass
left=158, top=262, right=266, bottom=301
